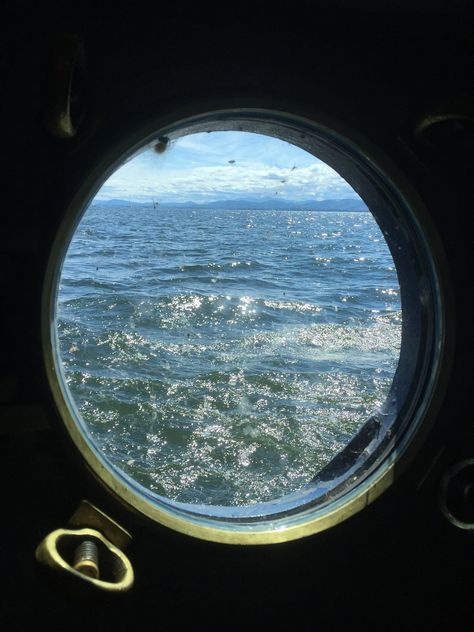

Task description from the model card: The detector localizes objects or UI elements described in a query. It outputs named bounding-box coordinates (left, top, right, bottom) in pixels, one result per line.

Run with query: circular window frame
left=42, top=106, right=452, bottom=544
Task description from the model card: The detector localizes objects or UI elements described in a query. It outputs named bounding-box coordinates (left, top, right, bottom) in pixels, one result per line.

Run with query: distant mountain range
left=95, top=197, right=368, bottom=211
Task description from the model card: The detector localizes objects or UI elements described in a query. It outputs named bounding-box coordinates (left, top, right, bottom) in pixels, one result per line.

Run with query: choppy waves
left=58, top=208, right=401, bottom=506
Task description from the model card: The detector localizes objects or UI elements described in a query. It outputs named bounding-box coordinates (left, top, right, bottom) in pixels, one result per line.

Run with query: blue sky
left=97, top=131, right=359, bottom=203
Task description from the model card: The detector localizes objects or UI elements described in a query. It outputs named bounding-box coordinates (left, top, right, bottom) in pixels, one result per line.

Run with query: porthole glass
left=44, top=110, right=445, bottom=542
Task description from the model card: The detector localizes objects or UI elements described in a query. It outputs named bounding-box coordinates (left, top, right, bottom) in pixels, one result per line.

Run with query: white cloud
left=96, top=132, right=358, bottom=203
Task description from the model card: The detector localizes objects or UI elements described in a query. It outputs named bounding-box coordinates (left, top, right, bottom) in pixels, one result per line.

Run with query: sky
left=96, top=131, right=359, bottom=204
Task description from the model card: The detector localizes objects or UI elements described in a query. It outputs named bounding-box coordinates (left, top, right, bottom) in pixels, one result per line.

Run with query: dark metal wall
left=1, top=3, right=472, bottom=629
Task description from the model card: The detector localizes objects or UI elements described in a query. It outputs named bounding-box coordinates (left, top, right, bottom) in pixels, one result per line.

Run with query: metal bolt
left=73, top=540, right=99, bottom=579
left=440, top=459, right=474, bottom=530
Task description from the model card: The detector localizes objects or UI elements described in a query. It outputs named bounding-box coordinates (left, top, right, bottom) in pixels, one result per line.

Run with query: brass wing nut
left=35, top=501, right=134, bottom=593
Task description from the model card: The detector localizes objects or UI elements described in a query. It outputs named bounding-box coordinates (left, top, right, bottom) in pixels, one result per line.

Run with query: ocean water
left=57, top=206, right=402, bottom=506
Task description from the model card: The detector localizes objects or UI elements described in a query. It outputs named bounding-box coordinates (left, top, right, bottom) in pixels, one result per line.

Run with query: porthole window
left=43, top=109, right=447, bottom=543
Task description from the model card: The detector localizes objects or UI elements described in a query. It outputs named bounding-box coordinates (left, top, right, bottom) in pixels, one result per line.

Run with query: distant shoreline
left=93, top=205, right=369, bottom=213
left=93, top=197, right=369, bottom=213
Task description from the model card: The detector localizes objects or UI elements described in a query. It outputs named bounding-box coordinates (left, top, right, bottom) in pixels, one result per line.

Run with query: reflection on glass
left=57, top=132, right=401, bottom=506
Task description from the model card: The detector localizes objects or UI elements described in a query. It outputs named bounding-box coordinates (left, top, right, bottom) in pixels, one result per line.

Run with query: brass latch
left=35, top=501, right=134, bottom=593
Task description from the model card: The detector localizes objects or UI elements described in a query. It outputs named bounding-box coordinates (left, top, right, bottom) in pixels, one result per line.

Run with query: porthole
left=43, top=108, right=448, bottom=543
